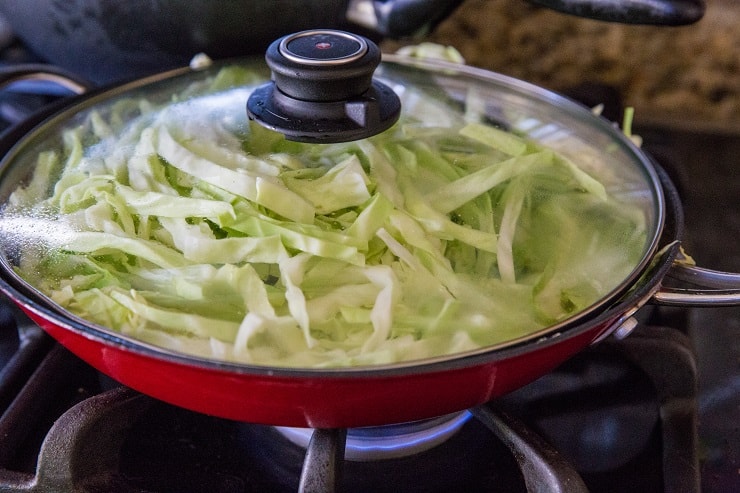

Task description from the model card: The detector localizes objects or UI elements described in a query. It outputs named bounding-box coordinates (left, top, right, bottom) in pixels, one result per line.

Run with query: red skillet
left=0, top=33, right=737, bottom=428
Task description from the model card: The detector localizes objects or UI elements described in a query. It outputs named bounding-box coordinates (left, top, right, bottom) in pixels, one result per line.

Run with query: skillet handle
left=524, top=0, right=705, bottom=25
left=652, top=262, right=740, bottom=306
left=0, top=64, right=92, bottom=95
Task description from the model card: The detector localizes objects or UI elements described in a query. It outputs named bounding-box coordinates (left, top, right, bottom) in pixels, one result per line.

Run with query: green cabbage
left=2, top=66, right=648, bottom=368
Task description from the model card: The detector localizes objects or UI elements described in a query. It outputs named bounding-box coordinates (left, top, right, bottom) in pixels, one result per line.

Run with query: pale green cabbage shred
left=4, top=66, right=647, bottom=368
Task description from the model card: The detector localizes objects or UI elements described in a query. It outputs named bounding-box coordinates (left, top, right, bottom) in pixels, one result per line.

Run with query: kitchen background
left=383, top=0, right=739, bottom=133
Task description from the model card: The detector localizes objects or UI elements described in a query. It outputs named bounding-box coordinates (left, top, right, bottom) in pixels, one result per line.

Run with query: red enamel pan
left=0, top=35, right=737, bottom=428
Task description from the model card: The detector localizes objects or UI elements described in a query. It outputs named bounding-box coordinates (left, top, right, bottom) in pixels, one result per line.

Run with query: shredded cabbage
left=1, top=66, right=649, bottom=368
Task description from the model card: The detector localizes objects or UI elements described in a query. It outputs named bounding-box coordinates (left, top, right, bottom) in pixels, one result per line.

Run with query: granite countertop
left=382, top=0, right=739, bottom=134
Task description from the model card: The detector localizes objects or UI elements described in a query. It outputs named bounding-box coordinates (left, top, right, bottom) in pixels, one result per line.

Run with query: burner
left=276, top=412, right=471, bottom=461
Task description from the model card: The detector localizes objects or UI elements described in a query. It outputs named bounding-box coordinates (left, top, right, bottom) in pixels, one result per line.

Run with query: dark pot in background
left=0, top=0, right=704, bottom=85
left=0, top=0, right=466, bottom=84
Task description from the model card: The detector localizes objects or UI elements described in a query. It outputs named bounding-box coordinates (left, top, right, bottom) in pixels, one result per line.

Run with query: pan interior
left=0, top=57, right=662, bottom=371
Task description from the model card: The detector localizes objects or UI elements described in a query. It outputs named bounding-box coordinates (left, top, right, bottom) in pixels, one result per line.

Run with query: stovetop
left=0, top=24, right=738, bottom=493
left=0, top=307, right=703, bottom=493
left=636, top=124, right=740, bottom=493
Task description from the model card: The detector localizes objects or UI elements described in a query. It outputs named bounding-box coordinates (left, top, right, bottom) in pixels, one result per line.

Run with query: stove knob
left=613, top=316, right=639, bottom=340
left=247, top=30, right=401, bottom=144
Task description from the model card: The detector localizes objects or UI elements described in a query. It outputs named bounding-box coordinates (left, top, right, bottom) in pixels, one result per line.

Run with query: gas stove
left=0, top=25, right=738, bottom=493
left=0, top=303, right=706, bottom=493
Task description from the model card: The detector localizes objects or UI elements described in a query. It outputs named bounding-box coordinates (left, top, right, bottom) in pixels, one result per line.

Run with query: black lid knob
left=247, top=30, right=401, bottom=144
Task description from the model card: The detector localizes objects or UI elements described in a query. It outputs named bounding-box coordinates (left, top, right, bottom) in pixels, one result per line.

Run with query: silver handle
left=652, top=262, right=740, bottom=306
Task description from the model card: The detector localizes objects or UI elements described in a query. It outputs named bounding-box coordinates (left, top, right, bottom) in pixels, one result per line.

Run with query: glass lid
left=0, top=53, right=663, bottom=369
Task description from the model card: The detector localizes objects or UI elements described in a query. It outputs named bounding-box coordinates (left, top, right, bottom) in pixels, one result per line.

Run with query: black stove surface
left=636, top=125, right=740, bottom=493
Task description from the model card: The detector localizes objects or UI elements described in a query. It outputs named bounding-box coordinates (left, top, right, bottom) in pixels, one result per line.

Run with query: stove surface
left=638, top=124, right=740, bottom=493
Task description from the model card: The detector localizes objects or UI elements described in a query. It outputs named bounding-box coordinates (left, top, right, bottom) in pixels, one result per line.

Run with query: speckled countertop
left=383, top=0, right=739, bottom=133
